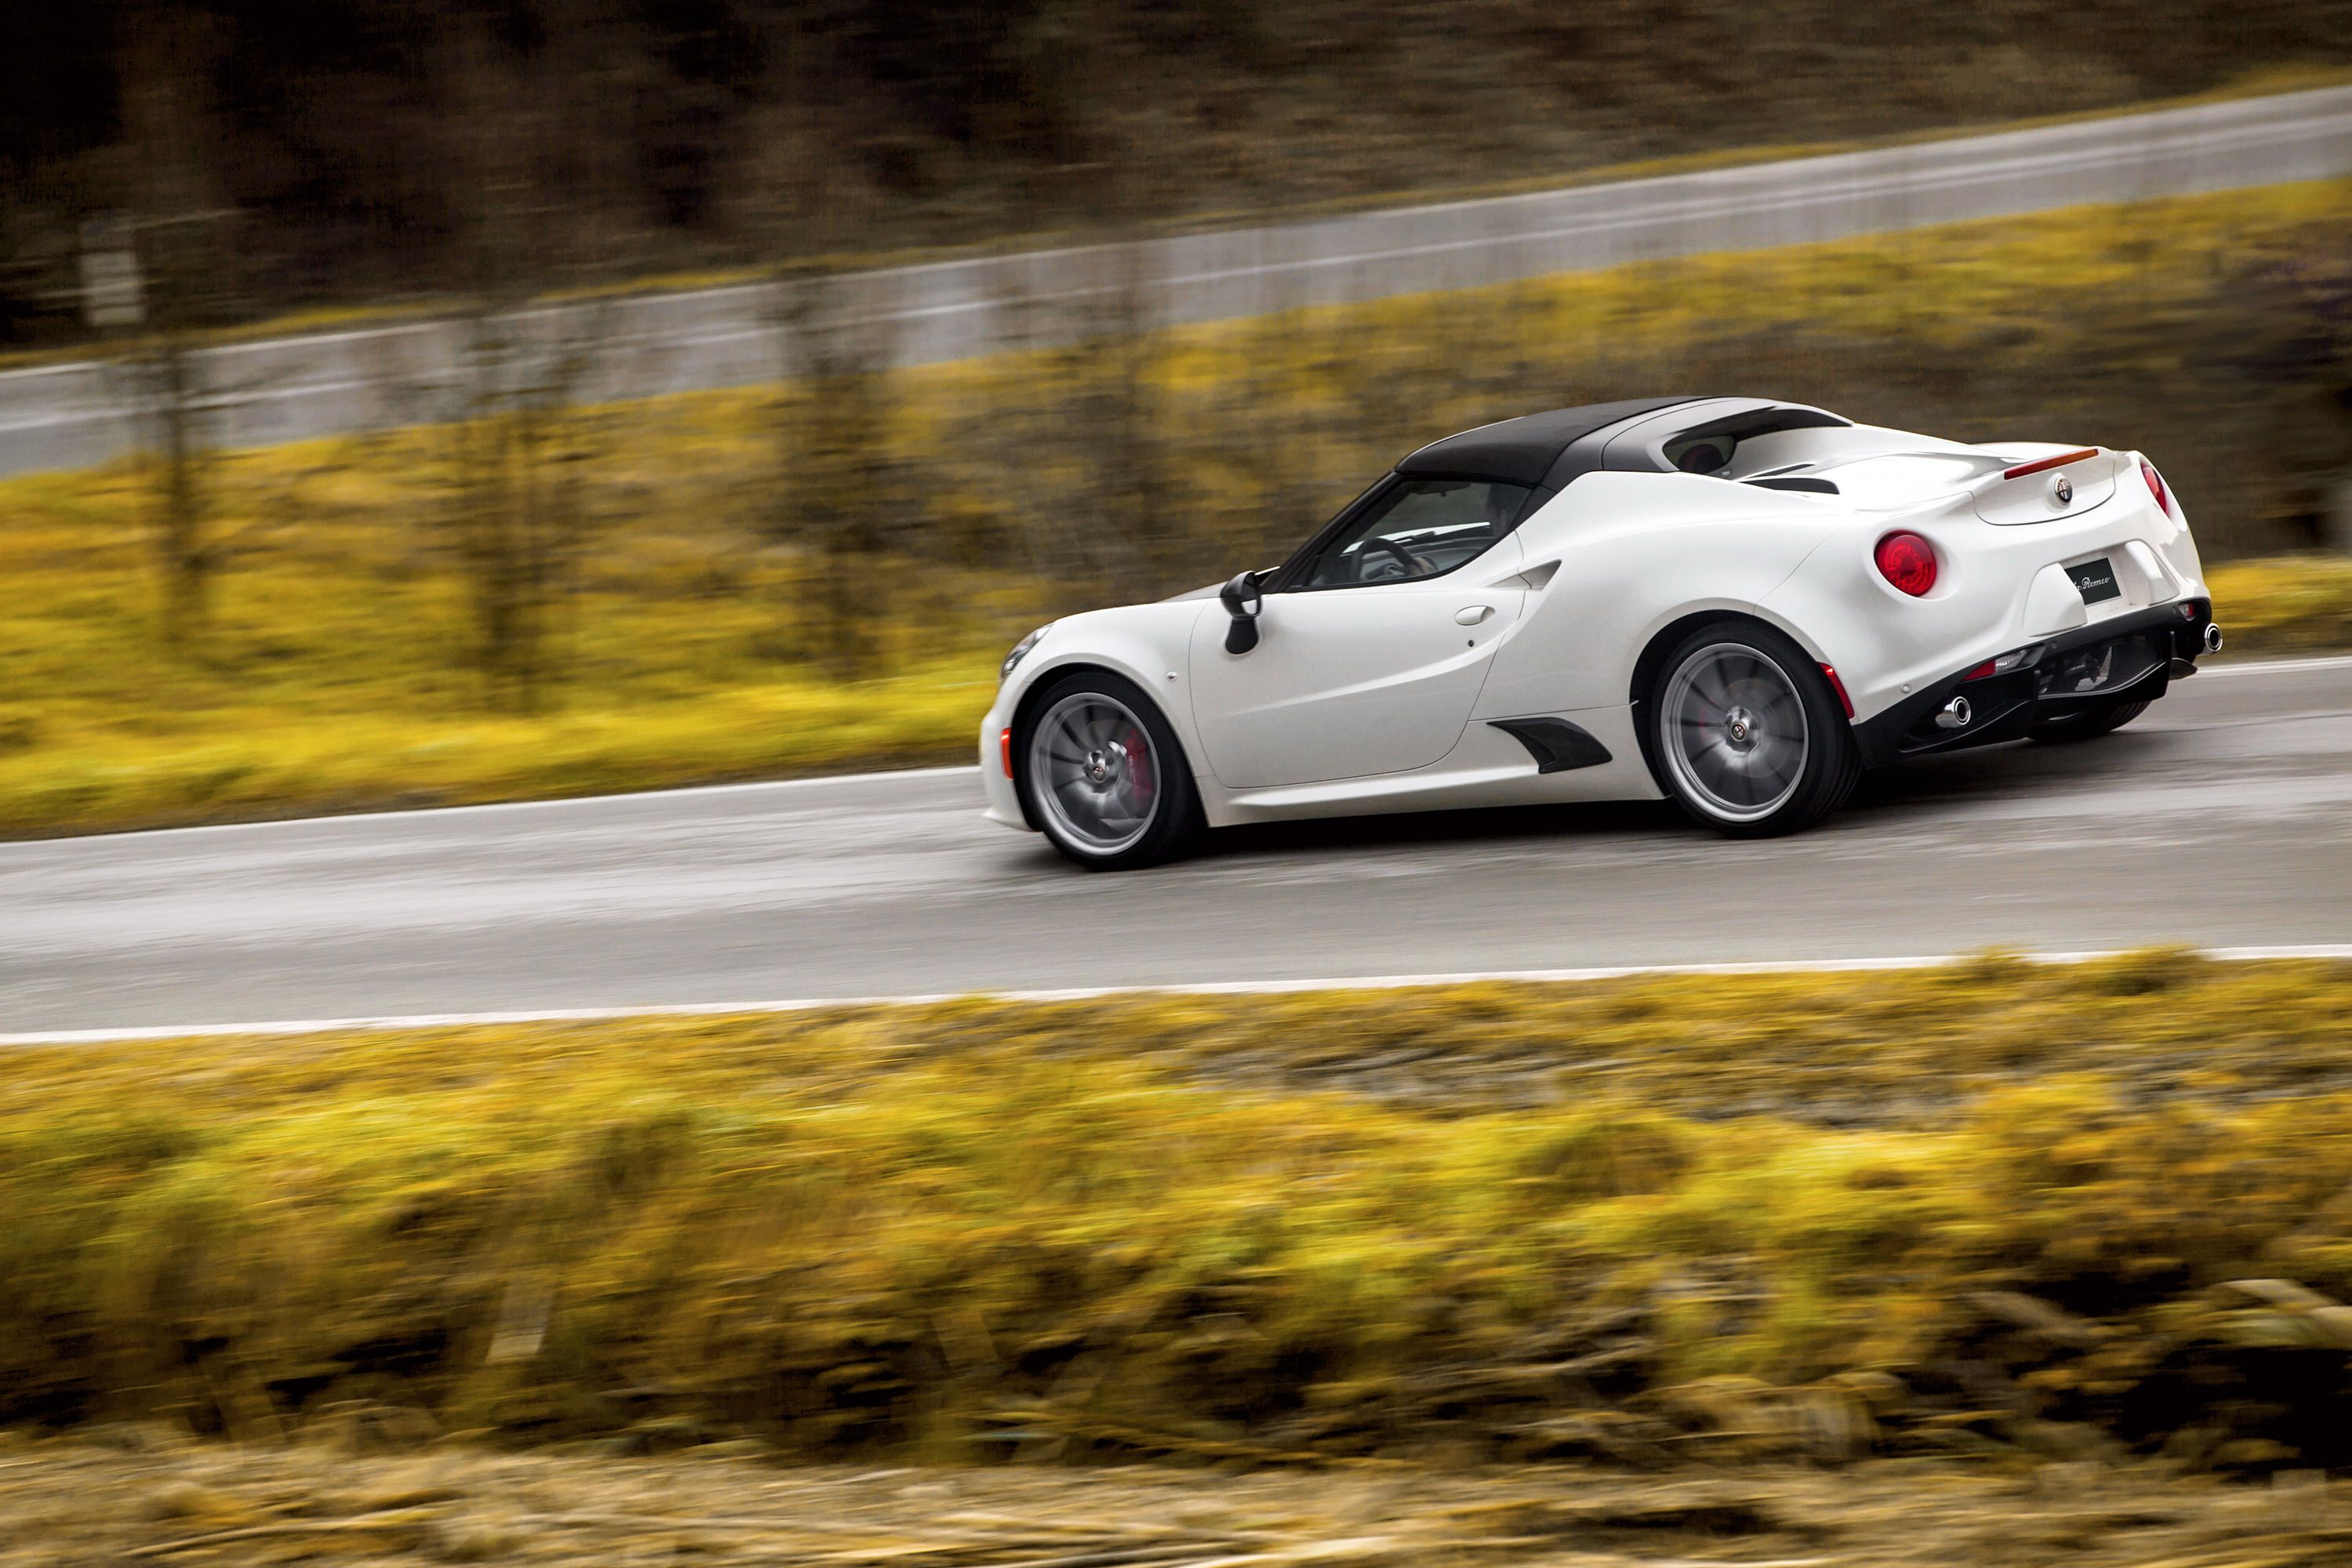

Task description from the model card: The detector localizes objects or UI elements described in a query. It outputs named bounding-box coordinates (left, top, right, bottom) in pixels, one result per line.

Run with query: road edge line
left=2197, top=653, right=2352, bottom=677
left=8, top=943, right=2347, bottom=1047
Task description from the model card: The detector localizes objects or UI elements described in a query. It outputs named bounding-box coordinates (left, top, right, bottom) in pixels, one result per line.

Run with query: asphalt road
left=1, top=657, right=2346, bottom=1037
left=5, top=85, right=2350, bottom=476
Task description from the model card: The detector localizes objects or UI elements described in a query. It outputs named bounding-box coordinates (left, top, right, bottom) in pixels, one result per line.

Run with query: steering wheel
left=1356, top=537, right=1426, bottom=582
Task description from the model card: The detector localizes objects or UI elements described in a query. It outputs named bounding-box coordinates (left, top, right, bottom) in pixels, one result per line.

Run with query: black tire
left=1015, top=670, right=1205, bottom=871
left=1646, top=620, right=1862, bottom=838
left=2029, top=699, right=2150, bottom=744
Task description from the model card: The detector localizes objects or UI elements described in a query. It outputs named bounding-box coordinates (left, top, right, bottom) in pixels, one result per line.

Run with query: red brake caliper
left=1125, top=728, right=1153, bottom=804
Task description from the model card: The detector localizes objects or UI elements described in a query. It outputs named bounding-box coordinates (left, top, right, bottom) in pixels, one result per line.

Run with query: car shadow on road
left=1200, top=800, right=1679, bottom=861
left=1846, top=730, right=2172, bottom=815
left=1185, top=731, right=2168, bottom=863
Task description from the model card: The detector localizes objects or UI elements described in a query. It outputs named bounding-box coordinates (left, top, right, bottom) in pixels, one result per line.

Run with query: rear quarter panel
left=1475, top=472, right=1846, bottom=720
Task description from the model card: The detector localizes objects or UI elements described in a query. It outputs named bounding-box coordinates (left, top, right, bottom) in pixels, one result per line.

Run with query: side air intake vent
left=1489, top=717, right=1613, bottom=773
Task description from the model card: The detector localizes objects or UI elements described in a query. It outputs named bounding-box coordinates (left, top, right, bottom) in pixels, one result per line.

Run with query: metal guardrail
left=3, top=85, right=2349, bottom=477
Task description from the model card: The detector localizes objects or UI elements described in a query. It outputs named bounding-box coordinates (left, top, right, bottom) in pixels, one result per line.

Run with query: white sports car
left=981, top=396, right=2219, bottom=869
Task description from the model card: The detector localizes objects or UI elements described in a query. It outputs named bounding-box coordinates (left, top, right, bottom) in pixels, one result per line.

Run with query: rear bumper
left=1853, top=599, right=2212, bottom=768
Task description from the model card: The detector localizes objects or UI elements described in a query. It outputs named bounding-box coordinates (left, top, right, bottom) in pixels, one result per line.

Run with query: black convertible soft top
left=1395, top=397, right=1699, bottom=488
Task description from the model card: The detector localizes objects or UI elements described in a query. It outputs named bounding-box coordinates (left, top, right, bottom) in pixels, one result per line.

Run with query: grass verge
left=7, top=953, right=2352, bottom=1472
left=2208, top=555, right=2352, bottom=655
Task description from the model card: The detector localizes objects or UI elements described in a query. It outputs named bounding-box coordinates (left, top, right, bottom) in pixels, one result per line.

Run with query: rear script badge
left=2071, top=556, right=2121, bottom=604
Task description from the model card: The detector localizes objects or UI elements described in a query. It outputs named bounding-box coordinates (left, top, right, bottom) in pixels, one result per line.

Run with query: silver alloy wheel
left=1029, top=691, right=1162, bottom=855
left=1660, top=641, right=1810, bottom=823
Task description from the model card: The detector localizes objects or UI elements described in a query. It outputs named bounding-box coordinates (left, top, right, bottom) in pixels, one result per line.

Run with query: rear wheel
left=2030, top=698, right=2149, bottom=743
left=1649, top=622, right=1860, bottom=837
left=1017, top=671, right=1203, bottom=871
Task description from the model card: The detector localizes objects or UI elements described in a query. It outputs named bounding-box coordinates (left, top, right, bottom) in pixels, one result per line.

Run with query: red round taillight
left=2140, top=459, right=2170, bottom=515
left=1873, top=531, right=1938, bottom=597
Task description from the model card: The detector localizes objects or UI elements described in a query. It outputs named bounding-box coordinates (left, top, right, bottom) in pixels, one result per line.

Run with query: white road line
left=2, top=763, right=982, bottom=847
left=6, top=944, right=2346, bottom=1047
left=2200, top=653, right=2352, bottom=677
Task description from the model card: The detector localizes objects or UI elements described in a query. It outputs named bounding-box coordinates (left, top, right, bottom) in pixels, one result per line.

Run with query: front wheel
left=1016, top=671, right=1204, bottom=871
left=1649, top=623, right=1861, bottom=837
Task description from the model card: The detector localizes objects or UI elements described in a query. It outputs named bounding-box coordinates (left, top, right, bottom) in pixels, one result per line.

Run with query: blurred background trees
left=764, top=270, right=904, bottom=678
left=2207, top=247, right=2352, bottom=549
left=423, top=16, right=622, bottom=707
left=107, top=7, right=244, bottom=646
left=7, top=2, right=2351, bottom=347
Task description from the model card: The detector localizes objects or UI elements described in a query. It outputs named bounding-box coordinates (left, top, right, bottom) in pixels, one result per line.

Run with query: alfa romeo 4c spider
left=982, top=396, right=2219, bottom=869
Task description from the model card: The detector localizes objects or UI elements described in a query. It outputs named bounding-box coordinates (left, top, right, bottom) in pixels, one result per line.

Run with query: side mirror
left=1219, top=571, right=1264, bottom=655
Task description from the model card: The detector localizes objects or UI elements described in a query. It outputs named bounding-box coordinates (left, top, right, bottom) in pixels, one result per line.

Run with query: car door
left=1186, top=480, right=1530, bottom=789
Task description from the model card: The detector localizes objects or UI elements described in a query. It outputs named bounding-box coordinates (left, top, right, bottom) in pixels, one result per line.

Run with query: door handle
left=1454, top=604, right=1494, bottom=626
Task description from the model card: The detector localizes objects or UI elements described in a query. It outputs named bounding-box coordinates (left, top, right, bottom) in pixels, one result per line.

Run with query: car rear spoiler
left=1967, top=445, right=2124, bottom=525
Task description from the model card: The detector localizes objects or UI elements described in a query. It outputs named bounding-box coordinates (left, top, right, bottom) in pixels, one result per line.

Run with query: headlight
left=1000, top=624, right=1051, bottom=684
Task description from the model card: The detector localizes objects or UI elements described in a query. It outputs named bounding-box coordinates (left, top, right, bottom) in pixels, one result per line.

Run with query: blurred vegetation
left=5, top=3, right=2352, bottom=344
left=2, top=181, right=2351, bottom=836
left=2208, top=555, right=2352, bottom=654
left=6, top=955, right=2352, bottom=1472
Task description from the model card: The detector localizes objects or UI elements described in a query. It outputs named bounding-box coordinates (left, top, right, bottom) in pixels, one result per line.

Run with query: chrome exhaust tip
left=1935, top=694, right=1973, bottom=731
left=2202, top=622, right=2224, bottom=655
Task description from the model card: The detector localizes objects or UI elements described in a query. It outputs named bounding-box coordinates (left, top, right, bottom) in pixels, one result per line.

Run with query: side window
left=1303, top=478, right=1534, bottom=589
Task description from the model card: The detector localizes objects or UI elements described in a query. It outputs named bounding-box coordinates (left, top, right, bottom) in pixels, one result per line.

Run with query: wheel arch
left=1007, top=661, right=1194, bottom=834
left=1626, top=606, right=1831, bottom=789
